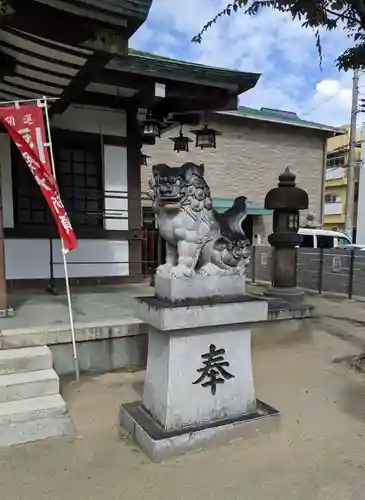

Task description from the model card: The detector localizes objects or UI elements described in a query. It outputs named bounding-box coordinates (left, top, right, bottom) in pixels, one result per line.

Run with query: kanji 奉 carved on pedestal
left=148, top=162, right=250, bottom=278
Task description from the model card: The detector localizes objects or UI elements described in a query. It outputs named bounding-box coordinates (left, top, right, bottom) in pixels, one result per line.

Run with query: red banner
left=0, top=103, right=77, bottom=251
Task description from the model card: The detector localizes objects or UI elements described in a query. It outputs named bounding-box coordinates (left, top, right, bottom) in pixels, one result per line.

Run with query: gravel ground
left=1, top=301, right=365, bottom=500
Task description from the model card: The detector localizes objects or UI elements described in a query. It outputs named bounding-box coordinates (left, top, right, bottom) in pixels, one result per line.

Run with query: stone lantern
left=264, top=167, right=309, bottom=296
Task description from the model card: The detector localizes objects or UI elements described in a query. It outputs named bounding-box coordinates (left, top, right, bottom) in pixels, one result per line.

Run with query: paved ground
left=1, top=296, right=365, bottom=500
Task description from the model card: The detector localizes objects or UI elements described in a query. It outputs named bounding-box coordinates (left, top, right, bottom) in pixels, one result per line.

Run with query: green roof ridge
left=128, top=49, right=258, bottom=77
left=221, top=106, right=343, bottom=133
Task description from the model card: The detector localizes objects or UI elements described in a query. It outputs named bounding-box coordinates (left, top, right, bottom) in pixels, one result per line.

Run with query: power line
left=305, top=73, right=364, bottom=117
left=302, top=90, right=340, bottom=117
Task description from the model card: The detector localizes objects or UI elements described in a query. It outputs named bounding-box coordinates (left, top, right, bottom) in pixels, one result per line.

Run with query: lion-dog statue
left=148, top=162, right=251, bottom=278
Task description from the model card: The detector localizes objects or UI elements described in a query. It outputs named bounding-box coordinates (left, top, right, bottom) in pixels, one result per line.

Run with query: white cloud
left=130, top=0, right=356, bottom=126
left=145, top=0, right=225, bottom=35
left=304, top=74, right=353, bottom=125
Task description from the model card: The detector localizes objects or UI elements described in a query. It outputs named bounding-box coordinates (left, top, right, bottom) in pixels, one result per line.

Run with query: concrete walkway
left=1, top=311, right=365, bottom=499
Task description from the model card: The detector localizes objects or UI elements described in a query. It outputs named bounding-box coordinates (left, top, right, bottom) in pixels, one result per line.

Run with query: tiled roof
left=219, top=106, right=345, bottom=134
left=109, top=49, right=260, bottom=93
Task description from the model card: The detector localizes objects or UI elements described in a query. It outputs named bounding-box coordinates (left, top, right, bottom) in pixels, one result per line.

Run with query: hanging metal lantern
left=142, top=110, right=163, bottom=140
left=191, top=112, right=221, bottom=149
left=169, top=125, right=193, bottom=153
left=140, top=151, right=150, bottom=166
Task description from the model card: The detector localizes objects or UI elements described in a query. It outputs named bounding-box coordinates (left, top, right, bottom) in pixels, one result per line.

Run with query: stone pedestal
left=120, top=275, right=279, bottom=460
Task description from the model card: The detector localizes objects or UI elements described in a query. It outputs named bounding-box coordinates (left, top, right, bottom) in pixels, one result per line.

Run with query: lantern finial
left=278, top=167, right=296, bottom=187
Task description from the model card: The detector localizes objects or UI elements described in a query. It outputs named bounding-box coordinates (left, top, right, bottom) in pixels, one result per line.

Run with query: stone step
left=0, top=369, right=59, bottom=403
left=0, top=414, right=74, bottom=448
left=0, top=346, right=53, bottom=375
left=0, top=394, right=66, bottom=425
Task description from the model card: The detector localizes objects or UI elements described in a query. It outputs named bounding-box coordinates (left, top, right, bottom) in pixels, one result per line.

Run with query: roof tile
left=219, top=106, right=345, bottom=134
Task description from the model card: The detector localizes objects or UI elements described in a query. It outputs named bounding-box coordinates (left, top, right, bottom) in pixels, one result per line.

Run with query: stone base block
left=135, top=296, right=268, bottom=331
left=154, top=274, right=246, bottom=303
left=265, top=286, right=304, bottom=297
left=120, top=400, right=279, bottom=461
left=143, top=325, right=256, bottom=430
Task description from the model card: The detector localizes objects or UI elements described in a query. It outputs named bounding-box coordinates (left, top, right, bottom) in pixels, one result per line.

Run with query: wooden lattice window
left=55, top=145, right=103, bottom=228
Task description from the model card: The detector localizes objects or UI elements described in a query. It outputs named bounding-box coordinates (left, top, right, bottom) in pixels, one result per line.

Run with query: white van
left=298, top=228, right=351, bottom=249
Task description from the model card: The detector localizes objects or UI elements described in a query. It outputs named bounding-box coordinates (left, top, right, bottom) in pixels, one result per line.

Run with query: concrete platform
left=120, top=400, right=279, bottom=461
left=0, top=283, right=153, bottom=331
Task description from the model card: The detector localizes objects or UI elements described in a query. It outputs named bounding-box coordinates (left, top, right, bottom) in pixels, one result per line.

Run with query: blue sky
left=130, top=0, right=360, bottom=126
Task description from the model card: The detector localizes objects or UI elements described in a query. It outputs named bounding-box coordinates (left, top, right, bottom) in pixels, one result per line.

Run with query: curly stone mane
left=148, top=162, right=213, bottom=213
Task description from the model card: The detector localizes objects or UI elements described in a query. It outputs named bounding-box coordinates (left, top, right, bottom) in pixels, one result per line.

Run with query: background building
left=142, top=106, right=342, bottom=244
left=323, top=125, right=362, bottom=238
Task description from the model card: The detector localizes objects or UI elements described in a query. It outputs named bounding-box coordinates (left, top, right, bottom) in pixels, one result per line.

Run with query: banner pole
left=42, top=97, right=80, bottom=382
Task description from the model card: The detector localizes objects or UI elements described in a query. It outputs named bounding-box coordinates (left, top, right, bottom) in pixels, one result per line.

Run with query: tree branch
left=324, top=7, right=360, bottom=23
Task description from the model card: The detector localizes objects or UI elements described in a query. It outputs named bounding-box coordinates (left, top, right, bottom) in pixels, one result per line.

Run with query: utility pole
left=345, top=69, right=360, bottom=240
left=356, top=122, right=365, bottom=243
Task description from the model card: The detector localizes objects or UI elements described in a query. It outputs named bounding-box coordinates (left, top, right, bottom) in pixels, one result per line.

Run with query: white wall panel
left=104, top=145, right=128, bottom=231
left=5, top=239, right=50, bottom=279
left=52, top=239, right=129, bottom=278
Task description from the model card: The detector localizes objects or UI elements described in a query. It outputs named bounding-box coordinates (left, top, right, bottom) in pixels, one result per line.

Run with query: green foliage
left=191, top=0, right=365, bottom=70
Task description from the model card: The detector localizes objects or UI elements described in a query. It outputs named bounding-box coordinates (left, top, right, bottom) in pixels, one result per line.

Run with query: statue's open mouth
left=158, top=195, right=182, bottom=205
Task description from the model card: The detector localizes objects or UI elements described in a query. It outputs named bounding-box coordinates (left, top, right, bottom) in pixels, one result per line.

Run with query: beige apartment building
left=324, top=126, right=362, bottom=239
left=142, top=107, right=342, bottom=244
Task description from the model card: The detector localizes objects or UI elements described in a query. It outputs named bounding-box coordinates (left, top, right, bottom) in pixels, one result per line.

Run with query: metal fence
left=47, top=230, right=165, bottom=287
left=42, top=190, right=166, bottom=290
left=248, top=246, right=365, bottom=299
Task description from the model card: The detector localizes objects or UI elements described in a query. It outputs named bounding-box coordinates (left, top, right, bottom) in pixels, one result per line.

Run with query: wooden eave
left=0, top=12, right=260, bottom=132
left=7, top=0, right=152, bottom=35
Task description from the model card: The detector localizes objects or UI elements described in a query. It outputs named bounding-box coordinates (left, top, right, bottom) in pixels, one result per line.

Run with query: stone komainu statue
left=148, top=162, right=251, bottom=278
